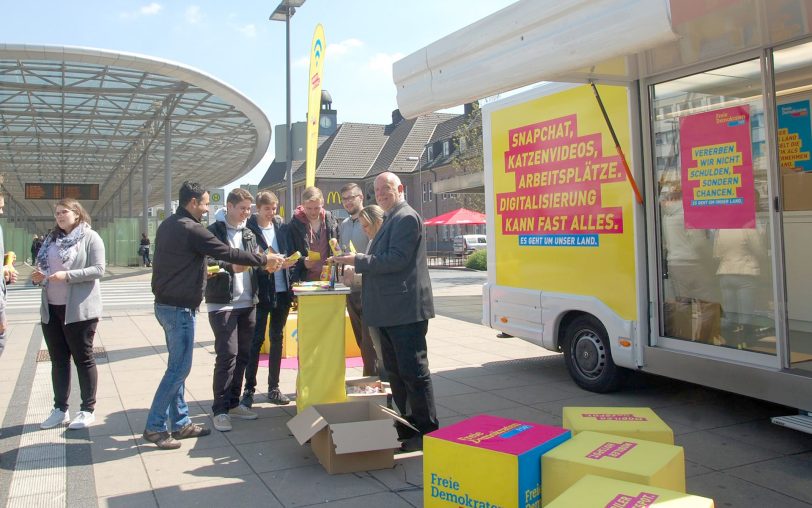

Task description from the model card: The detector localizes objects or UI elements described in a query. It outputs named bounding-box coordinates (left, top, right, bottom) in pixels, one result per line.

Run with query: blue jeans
left=145, top=303, right=196, bottom=433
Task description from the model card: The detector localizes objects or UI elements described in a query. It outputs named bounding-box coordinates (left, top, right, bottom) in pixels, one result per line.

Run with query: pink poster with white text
left=679, top=106, right=756, bottom=229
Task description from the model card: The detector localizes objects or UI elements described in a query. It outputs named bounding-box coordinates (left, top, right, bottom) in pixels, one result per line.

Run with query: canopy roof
left=0, top=44, right=271, bottom=226
left=424, top=207, right=486, bottom=226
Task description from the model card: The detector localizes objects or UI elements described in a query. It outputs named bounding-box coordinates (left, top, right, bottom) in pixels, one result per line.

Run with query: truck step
left=771, top=413, right=812, bottom=435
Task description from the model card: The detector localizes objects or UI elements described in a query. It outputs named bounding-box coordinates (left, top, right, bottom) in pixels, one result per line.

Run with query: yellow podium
left=260, top=311, right=361, bottom=358
left=541, top=431, right=685, bottom=506
left=546, top=475, right=714, bottom=507
left=293, top=284, right=351, bottom=413
left=562, top=407, right=674, bottom=444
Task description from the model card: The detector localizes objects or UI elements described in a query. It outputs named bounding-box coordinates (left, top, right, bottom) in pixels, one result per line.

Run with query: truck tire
left=562, top=315, right=623, bottom=393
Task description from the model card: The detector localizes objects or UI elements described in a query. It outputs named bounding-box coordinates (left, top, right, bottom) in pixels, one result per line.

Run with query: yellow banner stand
left=294, top=285, right=350, bottom=413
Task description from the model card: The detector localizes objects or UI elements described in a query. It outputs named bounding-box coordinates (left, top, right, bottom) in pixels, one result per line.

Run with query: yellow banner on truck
left=489, top=84, right=637, bottom=321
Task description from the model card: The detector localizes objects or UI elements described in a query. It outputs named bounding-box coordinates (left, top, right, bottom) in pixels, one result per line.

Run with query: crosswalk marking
left=5, top=281, right=154, bottom=312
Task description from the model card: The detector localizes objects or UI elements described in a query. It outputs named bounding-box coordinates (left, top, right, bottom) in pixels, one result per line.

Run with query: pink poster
left=679, top=106, right=756, bottom=229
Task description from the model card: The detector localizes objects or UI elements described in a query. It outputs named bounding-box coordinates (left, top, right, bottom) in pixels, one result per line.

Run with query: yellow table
left=293, top=284, right=351, bottom=413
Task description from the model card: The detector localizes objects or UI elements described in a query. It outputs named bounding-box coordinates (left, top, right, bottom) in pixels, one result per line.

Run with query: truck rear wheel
left=562, top=315, right=623, bottom=393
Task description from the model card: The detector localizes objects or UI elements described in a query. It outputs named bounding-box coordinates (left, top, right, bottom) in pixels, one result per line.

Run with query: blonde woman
left=32, top=198, right=105, bottom=430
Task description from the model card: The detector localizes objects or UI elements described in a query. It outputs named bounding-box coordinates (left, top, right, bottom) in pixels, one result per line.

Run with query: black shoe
left=240, top=390, right=254, bottom=409
left=397, top=435, right=423, bottom=453
left=267, top=388, right=290, bottom=405
left=142, top=430, right=181, bottom=449
left=171, top=423, right=211, bottom=440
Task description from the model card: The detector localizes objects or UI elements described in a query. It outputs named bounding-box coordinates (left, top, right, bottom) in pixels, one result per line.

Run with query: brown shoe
left=171, top=423, right=211, bottom=440
left=142, top=430, right=181, bottom=449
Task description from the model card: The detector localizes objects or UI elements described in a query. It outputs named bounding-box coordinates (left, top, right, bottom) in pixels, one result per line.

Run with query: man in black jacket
left=241, top=190, right=295, bottom=407
left=143, top=181, right=284, bottom=449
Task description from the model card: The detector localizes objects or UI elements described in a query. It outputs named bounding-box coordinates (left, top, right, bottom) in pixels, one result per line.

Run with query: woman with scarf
left=32, top=198, right=105, bottom=430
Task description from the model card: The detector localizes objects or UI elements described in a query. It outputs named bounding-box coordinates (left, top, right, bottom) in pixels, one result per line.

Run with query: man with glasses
left=337, top=183, right=377, bottom=375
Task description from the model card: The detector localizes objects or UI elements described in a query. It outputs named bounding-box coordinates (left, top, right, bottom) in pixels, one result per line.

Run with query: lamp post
left=270, top=0, right=306, bottom=221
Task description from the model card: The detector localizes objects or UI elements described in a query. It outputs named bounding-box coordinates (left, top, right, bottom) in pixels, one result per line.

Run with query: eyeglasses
left=341, top=194, right=361, bottom=201
left=54, top=209, right=75, bottom=217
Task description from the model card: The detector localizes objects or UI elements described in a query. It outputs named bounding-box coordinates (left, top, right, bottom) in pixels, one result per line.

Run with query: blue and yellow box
left=562, top=407, right=674, bottom=444
left=546, top=475, right=714, bottom=507
left=541, top=431, right=685, bottom=506
left=424, top=415, right=571, bottom=507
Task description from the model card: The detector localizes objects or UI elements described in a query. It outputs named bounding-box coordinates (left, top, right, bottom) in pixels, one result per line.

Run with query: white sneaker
left=213, top=413, right=232, bottom=432
left=68, top=411, right=95, bottom=430
left=40, top=408, right=69, bottom=429
left=228, top=404, right=258, bottom=420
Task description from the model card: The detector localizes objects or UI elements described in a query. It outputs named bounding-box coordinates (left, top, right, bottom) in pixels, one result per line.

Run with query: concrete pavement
left=0, top=268, right=811, bottom=507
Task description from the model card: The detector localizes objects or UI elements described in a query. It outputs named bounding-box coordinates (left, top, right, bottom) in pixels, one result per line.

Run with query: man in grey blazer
left=332, top=172, right=438, bottom=452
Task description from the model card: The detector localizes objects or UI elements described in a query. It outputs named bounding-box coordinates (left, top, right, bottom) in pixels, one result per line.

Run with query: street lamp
left=270, top=0, right=306, bottom=222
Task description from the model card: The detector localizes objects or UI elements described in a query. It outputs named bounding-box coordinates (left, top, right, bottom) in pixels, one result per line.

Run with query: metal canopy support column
left=164, top=120, right=172, bottom=218
left=142, top=155, right=149, bottom=235
left=128, top=176, right=133, bottom=218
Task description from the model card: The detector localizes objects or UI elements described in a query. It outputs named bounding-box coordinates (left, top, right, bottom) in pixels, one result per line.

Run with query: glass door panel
left=651, top=58, right=777, bottom=355
left=774, top=41, right=812, bottom=370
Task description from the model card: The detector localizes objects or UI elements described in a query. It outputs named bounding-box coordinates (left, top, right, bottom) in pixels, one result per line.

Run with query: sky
left=0, top=0, right=518, bottom=188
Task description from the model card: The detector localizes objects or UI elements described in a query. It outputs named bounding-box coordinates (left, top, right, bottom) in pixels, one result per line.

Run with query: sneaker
left=240, top=390, right=254, bottom=409
left=40, top=408, right=69, bottom=429
left=171, top=423, right=211, bottom=440
left=267, top=388, right=291, bottom=405
left=228, top=404, right=258, bottom=420
left=142, top=430, right=182, bottom=449
left=213, top=413, right=232, bottom=432
left=68, top=411, right=95, bottom=430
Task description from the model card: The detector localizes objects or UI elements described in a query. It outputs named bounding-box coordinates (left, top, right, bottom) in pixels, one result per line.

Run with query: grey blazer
left=40, top=229, right=106, bottom=324
left=355, top=200, right=434, bottom=327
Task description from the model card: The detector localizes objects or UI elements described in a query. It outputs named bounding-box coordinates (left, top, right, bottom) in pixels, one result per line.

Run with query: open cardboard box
left=287, top=399, right=417, bottom=474
left=346, top=376, right=390, bottom=406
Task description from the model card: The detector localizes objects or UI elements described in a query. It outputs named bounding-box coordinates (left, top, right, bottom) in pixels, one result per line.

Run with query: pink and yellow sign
left=424, top=415, right=570, bottom=508
left=489, top=84, right=637, bottom=321
left=679, top=106, right=755, bottom=229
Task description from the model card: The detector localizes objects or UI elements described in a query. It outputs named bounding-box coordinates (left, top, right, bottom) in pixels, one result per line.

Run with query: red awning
left=423, top=208, right=486, bottom=226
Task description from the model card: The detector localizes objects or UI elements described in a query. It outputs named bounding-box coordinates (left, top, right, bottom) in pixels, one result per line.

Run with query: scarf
left=36, top=222, right=89, bottom=274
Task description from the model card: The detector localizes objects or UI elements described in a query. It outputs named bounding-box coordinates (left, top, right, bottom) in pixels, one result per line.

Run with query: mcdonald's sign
left=325, top=191, right=341, bottom=205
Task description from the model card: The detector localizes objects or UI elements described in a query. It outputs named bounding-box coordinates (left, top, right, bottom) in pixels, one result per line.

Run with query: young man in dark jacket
left=288, top=186, right=339, bottom=282
left=241, top=190, right=295, bottom=407
left=143, top=181, right=284, bottom=449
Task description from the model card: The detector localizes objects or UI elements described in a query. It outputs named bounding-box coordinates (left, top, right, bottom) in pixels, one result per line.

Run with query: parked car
left=453, top=234, right=487, bottom=256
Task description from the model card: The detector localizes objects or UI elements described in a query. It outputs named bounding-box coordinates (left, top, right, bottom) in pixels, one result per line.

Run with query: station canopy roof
left=0, top=44, right=271, bottom=224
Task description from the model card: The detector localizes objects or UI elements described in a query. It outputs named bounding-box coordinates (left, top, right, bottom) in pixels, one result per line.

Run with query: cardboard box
left=287, top=400, right=411, bottom=474
left=546, top=475, right=714, bottom=507
left=664, top=299, right=722, bottom=345
left=424, top=415, right=571, bottom=508
left=346, top=376, right=390, bottom=406
left=542, top=431, right=685, bottom=506
left=562, top=407, right=674, bottom=444
left=782, top=168, right=812, bottom=211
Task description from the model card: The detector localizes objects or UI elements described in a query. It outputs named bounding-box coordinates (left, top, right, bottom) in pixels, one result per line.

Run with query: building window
left=443, top=140, right=450, bottom=156
left=422, top=182, right=433, bottom=202
left=427, top=145, right=434, bottom=161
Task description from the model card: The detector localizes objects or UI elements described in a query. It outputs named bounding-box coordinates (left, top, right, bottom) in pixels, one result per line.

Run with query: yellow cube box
left=541, top=431, right=685, bottom=506
left=425, top=415, right=571, bottom=508
left=563, top=407, right=674, bottom=444
left=264, top=311, right=361, bottom=359
left=546, top=475, right=714, bottom=508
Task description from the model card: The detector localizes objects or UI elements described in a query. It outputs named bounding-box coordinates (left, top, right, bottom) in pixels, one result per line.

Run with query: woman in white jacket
left=32, top=198, right=105, bottom=430
left=713, top=226, right=765, bottom=342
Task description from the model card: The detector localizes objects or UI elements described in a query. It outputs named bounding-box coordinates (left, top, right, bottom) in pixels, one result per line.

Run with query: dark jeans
left=378, top=320, right=438, bottom=436
left=141, top=247, right=151, bottom=266
left=346, top=290, right=379, bottom=376
left=244, top=293, right=292, bottom=393
left=209, top=306, right=256, bottom=415
left=42, top=304, right=98, bottom=412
